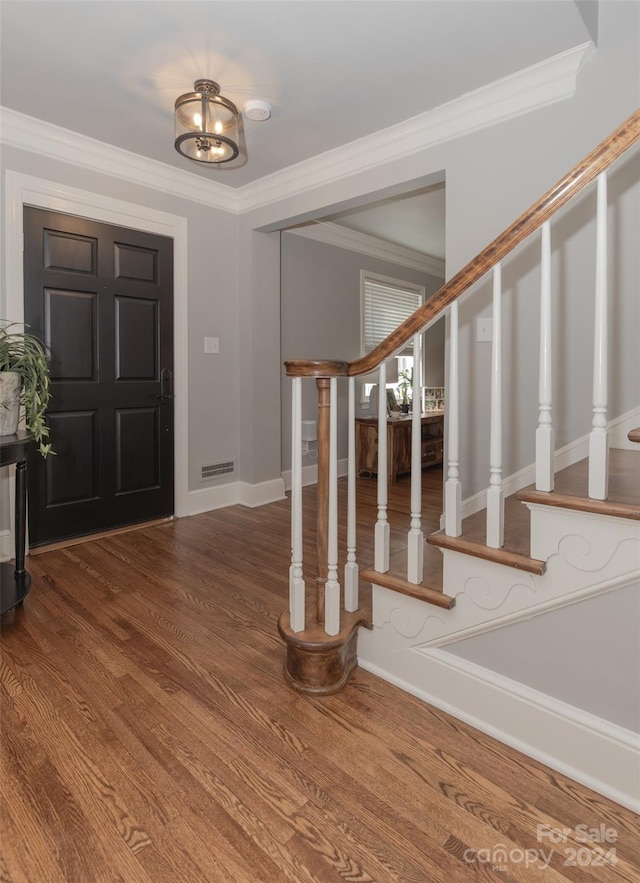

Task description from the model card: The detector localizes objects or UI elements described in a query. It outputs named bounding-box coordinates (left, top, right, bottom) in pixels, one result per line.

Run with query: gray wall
left=0, top=146, right=240, bottom=494
left=445, top=583, right=640, bottom=732
left=280, top=232, right=443, bottom=471
left=244, top=0, right=639, bottom=498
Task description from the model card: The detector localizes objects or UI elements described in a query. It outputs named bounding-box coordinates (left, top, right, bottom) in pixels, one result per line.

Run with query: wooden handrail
left=285, top=108, right=640, bottom=379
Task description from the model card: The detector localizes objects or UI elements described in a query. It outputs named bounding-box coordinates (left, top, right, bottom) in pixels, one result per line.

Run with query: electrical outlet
left=204, top=337, right=219, bottom=354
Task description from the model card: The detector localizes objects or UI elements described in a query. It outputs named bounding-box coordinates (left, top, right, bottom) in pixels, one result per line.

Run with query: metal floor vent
left=200, top=460, right=236, bottom=481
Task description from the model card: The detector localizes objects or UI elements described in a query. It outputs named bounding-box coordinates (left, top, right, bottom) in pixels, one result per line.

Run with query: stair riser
left=526, top=503, right=640, bottom=562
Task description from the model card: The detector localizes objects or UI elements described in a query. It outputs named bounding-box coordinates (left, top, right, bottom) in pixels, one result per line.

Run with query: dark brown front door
left=23, top=208, right=174, bottom=547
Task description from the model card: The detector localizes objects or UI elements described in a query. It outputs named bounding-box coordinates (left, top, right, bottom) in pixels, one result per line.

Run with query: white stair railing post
left=445, top=301, right=462, bottom=536
left=324, top=377, right=341, bottom=635
left=289, top=378, right=305, bottom=632
left=375, top=361, right=390, bottom=572
left=486, top=263, right=504, bottom=548
left=407, top=333, right=424, bottom=583
left=589, top=171, right=609, bottom=500
left=536, top=221, right=554, bottom=492
left=344, top=376, right=359, bottom=612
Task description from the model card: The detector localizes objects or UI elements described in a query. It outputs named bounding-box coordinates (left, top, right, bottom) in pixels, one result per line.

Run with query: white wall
left=280, top=232, right=443, bottom=471
left=0, top=146, right=240, bottom=494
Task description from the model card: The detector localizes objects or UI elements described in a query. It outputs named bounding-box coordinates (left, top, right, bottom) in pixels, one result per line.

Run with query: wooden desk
left=0, top=431, right=33, bottom=615
left=355, top=412, right=444, bottom=482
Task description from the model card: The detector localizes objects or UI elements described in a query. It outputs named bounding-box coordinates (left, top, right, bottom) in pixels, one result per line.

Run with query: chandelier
left=174, top=79, right=239, bottom=164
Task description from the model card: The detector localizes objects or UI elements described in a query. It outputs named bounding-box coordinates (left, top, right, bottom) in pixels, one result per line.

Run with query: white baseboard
left=238, top=478, right=287, bottom=508
left=186, top=477, right=286, bottom=516
left=0, top=529, right=12, bottom=563
left=608, top=404, right=640, bottom=450
left=460, top=404, right=640, bottom=519
left=358, top=645, right=640, bottom=814
left=282, top=458, right=349, bottom=492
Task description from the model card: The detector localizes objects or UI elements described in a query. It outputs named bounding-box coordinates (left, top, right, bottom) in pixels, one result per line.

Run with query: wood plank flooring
left=2, top=467, right=639, bottom=882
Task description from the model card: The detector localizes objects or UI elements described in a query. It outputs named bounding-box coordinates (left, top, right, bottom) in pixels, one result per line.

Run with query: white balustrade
left=324, top=377, right=341, bottom=635
left=486, top=263, right=504, bottom=548
left=536, top=221, right=554, bottom=492
left=375, top=360, right=390, bottom=571
left=407, top=333, right=424, bottom=583
left=289, top=377, right=305, bottom=632
left=445, top=301, right=462, bottom=536
left=589, top=172, right=609, bottom=500
left=344, top=376, right=359, bottom=611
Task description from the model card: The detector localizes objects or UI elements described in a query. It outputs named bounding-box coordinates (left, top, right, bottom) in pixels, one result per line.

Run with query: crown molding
left=236, top=42, right=593, bottom=213
left=288, top=222, right=445, bottom=277
left=0, top=41, right=592, bottom=218
left=0, top=107, right=238, bottom=213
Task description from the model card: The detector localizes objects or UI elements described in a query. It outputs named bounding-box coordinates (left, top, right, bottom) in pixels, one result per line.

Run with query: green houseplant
left=0, top=323, right=53, bottom=456
left=397, top=367, right=413, bottom=413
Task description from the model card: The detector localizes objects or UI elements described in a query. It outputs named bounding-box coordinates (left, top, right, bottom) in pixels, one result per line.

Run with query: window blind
left=362, top=277, right=423, bottom=355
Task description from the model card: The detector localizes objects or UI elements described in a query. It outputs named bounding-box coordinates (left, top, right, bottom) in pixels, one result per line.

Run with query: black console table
left=1, top=431, right=33, bottom=615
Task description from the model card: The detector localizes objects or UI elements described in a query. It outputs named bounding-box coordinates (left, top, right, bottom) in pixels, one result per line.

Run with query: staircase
left=359, top=444, right=639, bottom=653
left=278, top=111, right=640, bottom=805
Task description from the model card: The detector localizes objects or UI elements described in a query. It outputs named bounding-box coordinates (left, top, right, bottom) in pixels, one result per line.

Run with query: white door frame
left=3, top=170, right=189, bottom=553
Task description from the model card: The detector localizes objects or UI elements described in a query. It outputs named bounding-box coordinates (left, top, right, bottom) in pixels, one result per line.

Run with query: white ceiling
left=0, top=1, right=592, bottom=255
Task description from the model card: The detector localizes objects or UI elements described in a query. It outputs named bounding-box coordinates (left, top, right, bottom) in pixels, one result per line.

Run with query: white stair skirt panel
left=357, top=645, right=640, bottom=814
left=364, top=509, right=639, bottom=650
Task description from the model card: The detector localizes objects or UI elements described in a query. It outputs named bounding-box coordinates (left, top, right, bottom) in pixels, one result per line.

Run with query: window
left=360, top=272, right=424, bottom=406
left=361, top=271, right=424, bottom=357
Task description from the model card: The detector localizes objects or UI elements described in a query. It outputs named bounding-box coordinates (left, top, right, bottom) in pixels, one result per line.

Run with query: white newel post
left=375, top=360, right=390, bottom=572
left=589, top=172, right=609, bottom=500
left=407, top=333, right=424, bottom=583
left=289, top=378, right=305, bottom=632
left=536, top=221, right=554, bottom=492
left=486, top=263, right=504, bottom=548
left=344, top=376, right=358, bottom=611
left=445, top=301, right=462, bottom=536
left=324, top=378, right=341, bottom=635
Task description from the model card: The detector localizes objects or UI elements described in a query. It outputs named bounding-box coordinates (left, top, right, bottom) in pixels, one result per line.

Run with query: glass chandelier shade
left=174, top=79, right=239, bottom=164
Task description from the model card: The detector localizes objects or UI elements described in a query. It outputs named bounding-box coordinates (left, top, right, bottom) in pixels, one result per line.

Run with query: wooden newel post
left=279, top=359, right=368, bottom=695
left=315, top=378, right=330, bottom=623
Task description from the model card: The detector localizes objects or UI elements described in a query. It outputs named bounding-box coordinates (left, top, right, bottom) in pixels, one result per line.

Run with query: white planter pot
left=0, top=371, right=22, bottom=436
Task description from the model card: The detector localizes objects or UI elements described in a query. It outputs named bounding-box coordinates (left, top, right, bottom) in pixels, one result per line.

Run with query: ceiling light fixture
left=174, top=79, right=239, bottom=164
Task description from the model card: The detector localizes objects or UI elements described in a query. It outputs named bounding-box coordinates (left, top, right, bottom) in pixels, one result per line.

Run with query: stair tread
left=428, top=489, right=542, bottom=570
left=516, top=449, right=640, bottom=518
left=360, top=566, right=455, bottom=609
left=428, top=529, right=546, bottom=574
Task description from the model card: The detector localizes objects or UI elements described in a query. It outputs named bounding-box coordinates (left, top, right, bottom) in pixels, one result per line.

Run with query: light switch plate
left=204, top=337, right=219, bottom=354
left=476, top=318, right=492, bottom=342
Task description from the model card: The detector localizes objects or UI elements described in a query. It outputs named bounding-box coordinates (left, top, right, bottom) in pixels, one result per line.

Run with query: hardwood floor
left=2, top=468, right=639, bottom=882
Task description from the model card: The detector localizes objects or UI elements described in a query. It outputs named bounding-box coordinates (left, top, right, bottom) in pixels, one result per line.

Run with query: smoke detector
left=243, top=99, right=271, bottom=121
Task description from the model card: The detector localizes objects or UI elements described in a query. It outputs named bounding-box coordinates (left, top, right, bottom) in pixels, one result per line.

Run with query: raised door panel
left=115, top=296, right=158, bottom=381
left=45, top=411, right=99, bottom=506
left=44, top=229, right=97, bottom=274
left=116, top=408, right=160, bottom=493
left=44, top=289, right=97, bottom=381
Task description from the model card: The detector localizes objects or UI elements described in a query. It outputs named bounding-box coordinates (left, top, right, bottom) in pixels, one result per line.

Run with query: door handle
left=156, top=367, right=173, bottom=403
